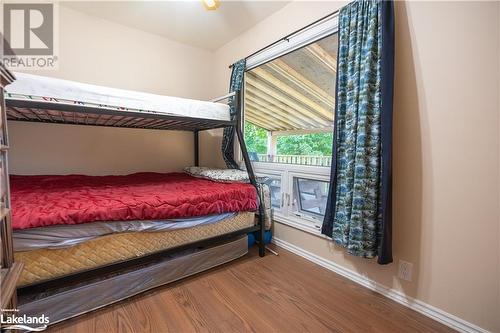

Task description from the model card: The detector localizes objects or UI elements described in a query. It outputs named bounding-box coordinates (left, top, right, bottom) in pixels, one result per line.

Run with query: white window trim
left=273, top=214, right=324, bottom=236
left=255, top=169, right=284, bottom=214
left=245, top=12, right=340, bottom=70
left=287, top=170, right=330, bottom=225
left=253, top=162, right=331, bottom=234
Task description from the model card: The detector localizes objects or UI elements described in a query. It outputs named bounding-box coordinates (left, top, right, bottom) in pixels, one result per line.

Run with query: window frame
left=291, top=174, right=330, bottom=221
left=245, top=13, right=339, bottom=71
left=255, top=169, right=284, bottom=214
left=253, top=162, right=331, bottom=234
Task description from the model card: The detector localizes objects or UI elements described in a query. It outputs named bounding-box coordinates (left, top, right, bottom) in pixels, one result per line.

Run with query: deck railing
left=255, top=154, right=332, bottom=167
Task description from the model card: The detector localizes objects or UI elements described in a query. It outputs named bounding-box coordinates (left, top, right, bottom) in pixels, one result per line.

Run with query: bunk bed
left=3, top=72, right=266, bottom=325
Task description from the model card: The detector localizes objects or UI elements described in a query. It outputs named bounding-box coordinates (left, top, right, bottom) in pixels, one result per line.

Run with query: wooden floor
left=47, top=245, right=455, bottom=333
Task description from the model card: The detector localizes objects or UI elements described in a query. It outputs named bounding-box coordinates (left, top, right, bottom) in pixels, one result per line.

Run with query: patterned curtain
left=322, top=0, right=394, bottom=264
left=221, top=59, right=246, bottom=169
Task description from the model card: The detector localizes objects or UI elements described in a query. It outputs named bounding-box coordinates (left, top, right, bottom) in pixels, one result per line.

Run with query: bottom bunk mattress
left=10, top=172, right=258, bottom=230
left=15, top=212, right=255, bottom=287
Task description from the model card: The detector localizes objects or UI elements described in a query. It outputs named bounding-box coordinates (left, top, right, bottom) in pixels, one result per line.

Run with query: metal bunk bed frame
left=5, top=88, right=267, bottom=297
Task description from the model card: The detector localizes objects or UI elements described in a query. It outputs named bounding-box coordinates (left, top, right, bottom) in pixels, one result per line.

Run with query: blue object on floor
left=247, top=230, right=272, bottom=247
left=247, top=233, right=255, bottom=247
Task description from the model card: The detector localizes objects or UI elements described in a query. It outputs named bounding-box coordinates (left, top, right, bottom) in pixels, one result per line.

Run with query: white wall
left=210, top=1, right=500, bottom=332
left=8, top=5, right=214, bottom=175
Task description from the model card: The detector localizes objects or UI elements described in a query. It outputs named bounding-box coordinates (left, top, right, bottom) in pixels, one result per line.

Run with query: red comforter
left=10, top=172, right=258, bottom=230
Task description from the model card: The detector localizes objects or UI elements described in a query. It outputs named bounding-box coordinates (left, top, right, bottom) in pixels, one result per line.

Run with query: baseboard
left=271, top=237, right=490, bottom=333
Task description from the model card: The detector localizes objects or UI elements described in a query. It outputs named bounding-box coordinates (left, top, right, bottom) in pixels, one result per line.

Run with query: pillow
left=184, top=166, right=266, bottom=183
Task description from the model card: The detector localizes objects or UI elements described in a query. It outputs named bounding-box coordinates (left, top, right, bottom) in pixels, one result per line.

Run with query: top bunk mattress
left=5, top=72, right=230, bottom=122
left=11, top=172, right=258, bottom=230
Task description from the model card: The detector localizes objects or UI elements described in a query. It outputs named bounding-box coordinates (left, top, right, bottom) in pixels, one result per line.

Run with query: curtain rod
left=228, top=8, right=340, bottom=69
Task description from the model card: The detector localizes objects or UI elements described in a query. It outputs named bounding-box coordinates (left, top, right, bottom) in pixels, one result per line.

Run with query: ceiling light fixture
left=202, top=0, right=220, bottom=11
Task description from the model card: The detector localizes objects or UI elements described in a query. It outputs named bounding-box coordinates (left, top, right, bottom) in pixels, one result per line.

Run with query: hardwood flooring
left=46, top=245, right=455, bottom=333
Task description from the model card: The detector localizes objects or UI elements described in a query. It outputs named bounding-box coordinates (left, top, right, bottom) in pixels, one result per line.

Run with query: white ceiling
left=62, top=1, right=289, bottom=51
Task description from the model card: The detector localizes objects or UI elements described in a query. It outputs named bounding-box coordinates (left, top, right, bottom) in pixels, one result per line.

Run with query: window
left=244, top=33, right=337, bottom=168
left=242, top=31, right=338, bottom=232
left=257, top=171, right=283, bottom=211
left=292, top=177, right=329, bottom=218
left=267, top=176, right=282, bottom=209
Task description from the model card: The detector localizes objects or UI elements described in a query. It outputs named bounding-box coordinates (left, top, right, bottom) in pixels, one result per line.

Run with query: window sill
left=272, top=214, right=328, bottom=239
left=252, top=161, right=331, bottom=174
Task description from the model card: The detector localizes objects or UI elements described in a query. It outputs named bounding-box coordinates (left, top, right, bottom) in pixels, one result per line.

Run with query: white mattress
left=5, top=72, right=230, bottom=121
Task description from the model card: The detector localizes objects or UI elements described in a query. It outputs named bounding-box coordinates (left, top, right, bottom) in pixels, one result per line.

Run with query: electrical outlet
left=398, top=260, right=413, bottom=282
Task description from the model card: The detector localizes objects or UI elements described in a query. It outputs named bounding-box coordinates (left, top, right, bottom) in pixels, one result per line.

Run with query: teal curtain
left=222, top=59, right=246, bottom=169
left=322, top=0, right=394, bottom=264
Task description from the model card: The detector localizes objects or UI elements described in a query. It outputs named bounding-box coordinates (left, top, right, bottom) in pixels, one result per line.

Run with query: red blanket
left=10, top=172, right=257, bottom=230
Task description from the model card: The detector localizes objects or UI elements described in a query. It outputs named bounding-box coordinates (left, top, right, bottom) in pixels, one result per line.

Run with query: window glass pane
left=266, top=177, right=282, bottom=209
left=257, top=173, right=282, bottom=210
left=292, top=177, right=329, bottom=218
left=244, top=33, right=337, bottom=167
